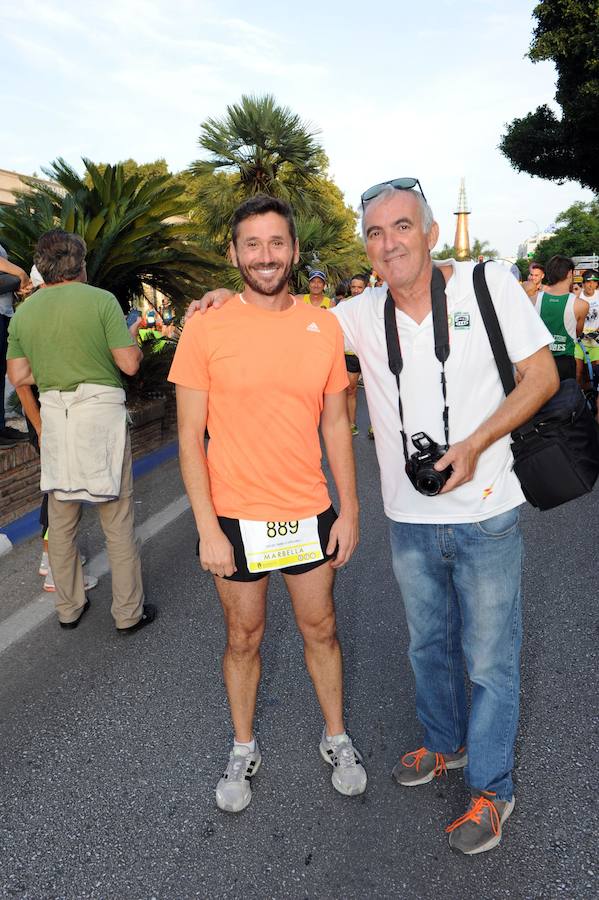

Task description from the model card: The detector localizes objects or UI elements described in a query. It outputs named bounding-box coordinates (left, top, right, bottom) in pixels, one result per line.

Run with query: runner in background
left=302, top=269, right=332, bottom=308
left=574, top=270, right=599, bottom=403
left=534, top=255, right=588, bottom=380
left=338, top=274, right=372, bottom=438
left=522, top=261, right=545, bottom=302
left=334, top=281, right=349, bottom=305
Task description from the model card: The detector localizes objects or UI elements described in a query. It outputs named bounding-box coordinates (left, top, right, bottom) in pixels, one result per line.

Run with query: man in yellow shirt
left=303, top=269, right=332, bottom=308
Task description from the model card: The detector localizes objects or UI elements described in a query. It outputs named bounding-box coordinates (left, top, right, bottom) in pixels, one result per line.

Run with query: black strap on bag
left=384, top=266, right=450, bottom=464
left=472, top=262, right=516, bottom=396
left=472, top=261, right=599, bottom=510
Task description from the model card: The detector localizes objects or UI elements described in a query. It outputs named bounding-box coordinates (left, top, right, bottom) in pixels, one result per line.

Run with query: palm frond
left=0, top=158, right=228, bottom=312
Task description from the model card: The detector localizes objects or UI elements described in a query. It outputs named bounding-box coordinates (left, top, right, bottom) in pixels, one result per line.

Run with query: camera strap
left=384, top=266, right=451, bottom=463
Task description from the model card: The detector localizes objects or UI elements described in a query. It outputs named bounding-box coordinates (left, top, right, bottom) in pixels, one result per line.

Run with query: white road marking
left=0, top=494, right=190, bottom=655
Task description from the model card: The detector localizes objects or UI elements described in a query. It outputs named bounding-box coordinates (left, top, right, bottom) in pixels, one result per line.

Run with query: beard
left=237, top=258, right=294, bottom=297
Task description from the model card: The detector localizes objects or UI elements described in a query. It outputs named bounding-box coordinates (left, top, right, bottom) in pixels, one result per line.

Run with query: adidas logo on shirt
left=307, top=322, right=320, bottom=333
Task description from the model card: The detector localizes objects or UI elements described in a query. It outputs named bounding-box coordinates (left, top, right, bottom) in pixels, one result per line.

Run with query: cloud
left=5, top=32, right=72, bottom=73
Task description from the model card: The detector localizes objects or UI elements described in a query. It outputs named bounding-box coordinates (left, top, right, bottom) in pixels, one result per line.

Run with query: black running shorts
left=345, top=353, right=361, bottom=374
left=198, top=505, right=338, bottom=582
left=555, top=355, right=576, bottom=381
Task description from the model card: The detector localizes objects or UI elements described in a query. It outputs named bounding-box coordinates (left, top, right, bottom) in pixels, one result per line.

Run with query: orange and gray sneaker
left=391, top=746, right=467, bottom=786
left=446, top=790, right=515, bottom=855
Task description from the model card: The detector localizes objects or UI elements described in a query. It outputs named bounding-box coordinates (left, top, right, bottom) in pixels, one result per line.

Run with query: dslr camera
left=405, top=432, right=452, bottom=496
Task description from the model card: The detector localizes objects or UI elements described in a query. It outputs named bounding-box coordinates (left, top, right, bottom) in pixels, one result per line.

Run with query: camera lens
left=416, top=473, right=443, bottom=496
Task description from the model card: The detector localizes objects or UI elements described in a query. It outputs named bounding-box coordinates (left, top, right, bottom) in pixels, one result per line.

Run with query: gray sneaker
left=446, top=791, right=515, bottom=855
left=319, top=730, right=367, bottom=796
left=215, top=743, right=262, bottom=813
left=392, top=746, right=467, bottom=786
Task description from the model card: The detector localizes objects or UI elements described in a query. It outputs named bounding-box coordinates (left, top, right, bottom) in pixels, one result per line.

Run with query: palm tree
left=433, top=237, right=499, bottom=261
left=470, top=238, right=498, bottom=261
left=293, top=215, right=369, bottom=294
left=0, top=158, right=225, bottom=311
left=190, top=94, right=326, bottom=248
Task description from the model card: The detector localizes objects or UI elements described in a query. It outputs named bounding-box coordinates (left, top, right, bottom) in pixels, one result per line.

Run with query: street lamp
left=517, top=218, right=540, bottom=236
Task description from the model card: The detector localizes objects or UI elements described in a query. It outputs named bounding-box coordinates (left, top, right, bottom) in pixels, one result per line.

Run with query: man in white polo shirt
left=333, top=180, right=556, bottom=855
left=185, top=181, right=557, bottom=854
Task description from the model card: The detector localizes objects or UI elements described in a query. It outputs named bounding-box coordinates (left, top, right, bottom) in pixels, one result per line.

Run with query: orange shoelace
left=445, top=792, right=500, bottom=835
left=401, top=747, right=448, bottom=777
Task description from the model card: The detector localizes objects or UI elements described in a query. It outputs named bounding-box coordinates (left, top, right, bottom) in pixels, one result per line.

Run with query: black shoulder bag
left=473, top=261, right=599, bottom=510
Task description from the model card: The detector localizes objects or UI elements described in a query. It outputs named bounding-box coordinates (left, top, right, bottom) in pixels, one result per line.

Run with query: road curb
left=0, top=440, right=179, bottom=555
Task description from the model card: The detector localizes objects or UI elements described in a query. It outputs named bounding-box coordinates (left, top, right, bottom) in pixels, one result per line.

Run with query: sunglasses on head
left=361, top=177, right=427, bottom=205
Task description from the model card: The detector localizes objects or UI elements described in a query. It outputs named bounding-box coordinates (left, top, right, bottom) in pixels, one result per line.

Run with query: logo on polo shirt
left=453, top=312, right=470, bottom=330
left=306, top=322, right=320, bottom=333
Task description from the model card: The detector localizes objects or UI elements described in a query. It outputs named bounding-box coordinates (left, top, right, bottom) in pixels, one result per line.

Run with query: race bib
left=239, top=517, right=324, bottom=573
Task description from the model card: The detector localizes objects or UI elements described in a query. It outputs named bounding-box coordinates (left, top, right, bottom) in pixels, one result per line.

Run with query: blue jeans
left=389, top=508, right=523, bottom=800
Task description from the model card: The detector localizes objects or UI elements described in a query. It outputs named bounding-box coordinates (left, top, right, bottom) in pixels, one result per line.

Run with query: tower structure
left=453, top=178, right=471, bottom=260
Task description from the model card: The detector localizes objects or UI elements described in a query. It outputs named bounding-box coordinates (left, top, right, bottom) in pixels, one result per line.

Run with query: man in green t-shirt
left=7, top=229, right=156, bottom=634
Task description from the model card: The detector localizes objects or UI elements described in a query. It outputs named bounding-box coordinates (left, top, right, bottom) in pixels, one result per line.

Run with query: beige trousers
left=47, top=434, right=144, bottom=628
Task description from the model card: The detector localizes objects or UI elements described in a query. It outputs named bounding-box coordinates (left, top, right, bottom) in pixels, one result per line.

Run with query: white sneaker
left=39, top=552, right=86, bottom=577
left=38, top=551, right=49, bottom=576
left=43, top=569, right=98, bottom=593
left=215, top=743, right=262, bottom=813
left=319, top=729, right=367, bottom=796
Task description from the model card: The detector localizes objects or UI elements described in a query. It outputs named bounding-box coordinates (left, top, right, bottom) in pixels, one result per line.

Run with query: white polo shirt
left=332, top=260, right=552, bottom=524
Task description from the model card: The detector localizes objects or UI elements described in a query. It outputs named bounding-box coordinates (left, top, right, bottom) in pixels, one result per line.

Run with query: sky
left=1, top=0, right=594, bottom=258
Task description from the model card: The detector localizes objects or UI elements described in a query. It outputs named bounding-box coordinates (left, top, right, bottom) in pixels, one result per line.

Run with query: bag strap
left=472, top=262, right=516, bottom=396
left=431, top=267, right=450, bottom=445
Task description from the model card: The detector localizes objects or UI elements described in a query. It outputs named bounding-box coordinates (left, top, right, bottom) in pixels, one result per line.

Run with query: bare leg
left=214, top=575, right=269, bottom=743
left=283, top=563, right=344, bottom=736
left=347, top=371, right=359, bottom=427
left=575, top=357, right=584, bottom=386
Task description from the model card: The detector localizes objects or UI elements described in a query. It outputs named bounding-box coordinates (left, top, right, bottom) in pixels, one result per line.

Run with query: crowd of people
left=522, top=258, right=599, bottom=398
left=0, top=178, right=594, bottom=858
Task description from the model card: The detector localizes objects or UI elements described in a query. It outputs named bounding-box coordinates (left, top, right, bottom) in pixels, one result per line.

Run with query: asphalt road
left=0, top=395, right=597, bottom=900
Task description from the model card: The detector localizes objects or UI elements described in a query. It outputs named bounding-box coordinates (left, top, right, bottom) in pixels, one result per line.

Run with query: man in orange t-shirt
left=168, top=195, right=366, bottom=814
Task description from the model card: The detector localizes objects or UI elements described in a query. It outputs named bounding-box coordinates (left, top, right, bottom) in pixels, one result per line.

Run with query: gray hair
left=33, top=229, right=87, bottom=285
left=360, top=187, right=434, bottom=241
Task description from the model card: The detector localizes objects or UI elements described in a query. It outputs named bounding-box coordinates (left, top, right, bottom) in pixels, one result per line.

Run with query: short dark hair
left=230, top=194, right=297, bottom=246
left=335, top=281, right=348, bottom=297
left=350, top=273, right=369, bottom=285
left=33, top=229, right=87, bottom=285
left=545, top=254, right=574, bottom=286
left=529, top=262, right=544, bottom=273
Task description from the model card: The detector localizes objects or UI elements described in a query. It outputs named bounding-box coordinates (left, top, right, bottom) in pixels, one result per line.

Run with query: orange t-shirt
left=168, top=296, right=349, bottom=520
